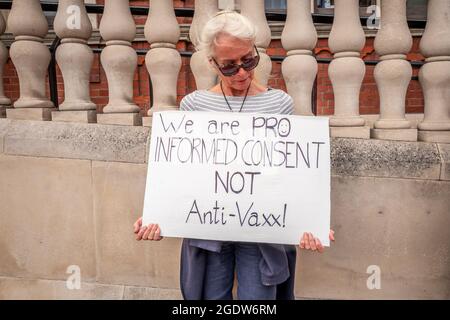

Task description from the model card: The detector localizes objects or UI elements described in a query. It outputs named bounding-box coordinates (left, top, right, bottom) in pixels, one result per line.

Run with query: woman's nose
left=236, top=65, right=248, bottom=77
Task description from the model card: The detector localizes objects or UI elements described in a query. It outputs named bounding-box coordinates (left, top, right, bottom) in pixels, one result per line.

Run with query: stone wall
left=0, top=118, right=449, bottom=299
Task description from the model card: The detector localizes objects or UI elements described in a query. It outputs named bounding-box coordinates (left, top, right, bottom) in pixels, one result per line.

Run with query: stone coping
left=0, top=118, right=448, bottom=181
left=0, top=118, right=149, bottom=164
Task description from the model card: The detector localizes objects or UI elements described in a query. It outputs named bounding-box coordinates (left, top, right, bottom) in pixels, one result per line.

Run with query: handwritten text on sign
left=142, top=111, right=330, bottom=246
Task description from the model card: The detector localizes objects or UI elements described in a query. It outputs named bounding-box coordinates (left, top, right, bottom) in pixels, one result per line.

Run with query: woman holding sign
left=134, top=11, right=335, bottom=300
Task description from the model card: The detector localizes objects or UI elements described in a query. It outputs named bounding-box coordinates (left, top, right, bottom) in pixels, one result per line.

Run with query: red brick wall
left=2, top=0, right=425, bottom=116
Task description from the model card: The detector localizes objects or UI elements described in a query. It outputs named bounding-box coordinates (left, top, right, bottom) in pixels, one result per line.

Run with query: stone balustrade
left=281, top=0, right=317, bottom=116
left=327, top=0, right=369, bottom=139
left=418, top=0, right=450, bottom=143
left=189, top=0, right=218, bottom=91
left=143, top=0, right=181, bottom=127
left=0, top=12, right=10, bottom=118
left=372, top=0, right=417, bottom=141
left=0, top=0, right=447, bottom=143
left=52, top=0, right=97, bottom=124
left=241, top=0, right=272, bottom=86
left=97, top=0, right=142, bottom=126
left=5, top=0, right=55, bottom=121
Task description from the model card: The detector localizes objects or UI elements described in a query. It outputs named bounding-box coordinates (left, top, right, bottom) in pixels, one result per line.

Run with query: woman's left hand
left=299, top=229, right=335, bottom=253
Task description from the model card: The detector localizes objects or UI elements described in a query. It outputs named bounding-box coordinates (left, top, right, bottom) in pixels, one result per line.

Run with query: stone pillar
left=52, top=0, right=97, bottom=123
left=372, top=0, right=417, bottom=141
left=241, top=0, right=272, bottom=86
left=0, top=13, right=11, bottom=118
left=190, top=0, right=218, bottom=90
left=418, top=0, right=450, bottom=143
left=328, top=0, right=370, bottom=138
left=97, top=0, right=141, bottom=126
left=281, top=0, right=317, bottom=116
left=143, top=0, right=181, bottom=127
left=6, top=0, right=55, bottom=121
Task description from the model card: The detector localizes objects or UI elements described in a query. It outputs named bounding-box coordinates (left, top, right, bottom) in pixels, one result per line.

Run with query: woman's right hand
left=133, top=217, right=163, bottom=241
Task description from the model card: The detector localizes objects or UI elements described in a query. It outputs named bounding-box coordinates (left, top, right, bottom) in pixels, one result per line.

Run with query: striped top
left=180, top=88, right=294, bottom=115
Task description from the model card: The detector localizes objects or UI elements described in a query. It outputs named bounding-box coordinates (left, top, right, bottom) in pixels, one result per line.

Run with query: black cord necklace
left=220, top=80, right=251, bottom=113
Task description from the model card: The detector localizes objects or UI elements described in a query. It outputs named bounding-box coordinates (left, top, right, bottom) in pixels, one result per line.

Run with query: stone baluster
left=372, top=0, right=417, bottom=141
left=281, top=0, right=317, bottom=116
left=143, top=0, right=181, bottom=127
left=6, top=0, right=55, bottom=121
left=190, top=0, right=218, bottom=90
left=52, top=0, right=97, bottom=123
left=97, top=0, right=141, bottom=126
left=241, top=0, right=272, bottom=86
left=0, top=13, right=11, bottom=118
left=328, top=0, right=369, bottom=138
left=418, top=0, right=450, bottom=143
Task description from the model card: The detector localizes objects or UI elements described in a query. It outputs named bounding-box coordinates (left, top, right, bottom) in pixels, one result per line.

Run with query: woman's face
left=211, top=34, right=256, bottom=91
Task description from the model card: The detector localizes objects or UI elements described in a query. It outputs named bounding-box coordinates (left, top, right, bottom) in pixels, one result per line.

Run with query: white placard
left=142, top=111, right=330, bottom=246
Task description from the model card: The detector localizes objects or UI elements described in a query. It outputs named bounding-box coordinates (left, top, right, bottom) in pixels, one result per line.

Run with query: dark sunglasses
left=211, top=46, right=260, bottom=77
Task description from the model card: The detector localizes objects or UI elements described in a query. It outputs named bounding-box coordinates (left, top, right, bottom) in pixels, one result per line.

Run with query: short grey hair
left=197, top=10, right=256, bottom=58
